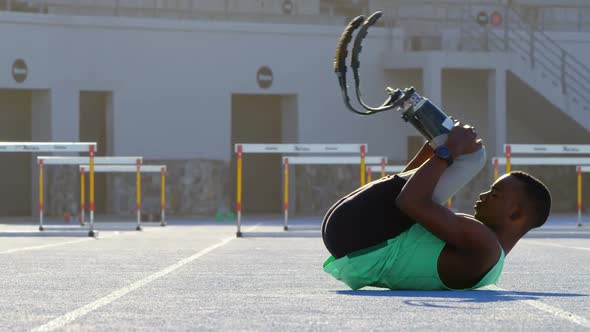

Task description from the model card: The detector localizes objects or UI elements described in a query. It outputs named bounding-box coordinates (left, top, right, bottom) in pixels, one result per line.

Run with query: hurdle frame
left=281, top=156, right=387, bottom=231
left=0, top=142, right=96, bottom=153
left=235, top=143, right=367, bottom=237
left=503, top=144, right=590, bottom=174
left=0, top=142, right=97, bottom=222
left=38, top=156, right=142, bottom=236
left=80, top=164, right=167, bottom=229
left=492, top=156, right=590, bottom=227
left=366, top=165, right=405, bottom=182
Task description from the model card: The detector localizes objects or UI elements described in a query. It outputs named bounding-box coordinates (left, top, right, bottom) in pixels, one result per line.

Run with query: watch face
left=436, top=146, right=451, bottom=159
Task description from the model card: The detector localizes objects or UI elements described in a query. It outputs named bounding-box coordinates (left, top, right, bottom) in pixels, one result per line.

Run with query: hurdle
left=492, top=156, right=590, bottom=227
left=493, top=157, right=590, bottom=172
left=80, top=164, right=167, bottom=229
left=366, top=165, right=406, bottom=182
left=38, top=156, right=142, bottom=236
left=365, top=158, right=389, bottom=183
left=0, top=142, right=96, bottom=153
left=281, top=156, right=387, bottom=231
left=235, top=143, right=367, bottom=237
left=0, top=142, right=96, bottom=223
left=502, top=144, right=590, bottom=175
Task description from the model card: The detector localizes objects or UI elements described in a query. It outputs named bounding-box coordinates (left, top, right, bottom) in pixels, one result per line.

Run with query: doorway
left=0, top=89, right=32, bottom=216
left=230, top=94, right=297, bottom=214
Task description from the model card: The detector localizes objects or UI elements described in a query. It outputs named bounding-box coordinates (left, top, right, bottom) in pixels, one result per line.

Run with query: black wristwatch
left=434, top=146, right=454, bottom=166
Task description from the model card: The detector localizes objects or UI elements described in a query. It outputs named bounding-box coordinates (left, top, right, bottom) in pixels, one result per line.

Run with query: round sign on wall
left=282, top=0, right=293, bottom=15
left=257, top=66, right=273, bottom=89
left=491, top=11, right=503, bottom=26
left=476, top=11, right=489, bottom=26
left=12, top=59, right=28, bottom=83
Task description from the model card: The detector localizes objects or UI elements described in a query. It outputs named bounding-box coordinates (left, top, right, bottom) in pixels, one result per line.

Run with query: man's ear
left=509, top=205, right=523, bottom=220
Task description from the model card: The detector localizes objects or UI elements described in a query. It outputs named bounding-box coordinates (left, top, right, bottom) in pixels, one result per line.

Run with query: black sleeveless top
left=321, top=175, right=417, bottom=259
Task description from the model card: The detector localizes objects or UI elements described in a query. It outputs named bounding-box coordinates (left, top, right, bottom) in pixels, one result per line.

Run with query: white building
left=0, top=0, right=588, bottom=217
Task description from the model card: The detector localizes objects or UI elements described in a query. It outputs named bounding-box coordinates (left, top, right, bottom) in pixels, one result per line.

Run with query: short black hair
left=510, top=171, right=552, bottom=228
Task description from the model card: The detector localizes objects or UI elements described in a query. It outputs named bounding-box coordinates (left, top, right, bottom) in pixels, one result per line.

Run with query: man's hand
left=446, top=122, right=482, bottom=158
left=396, top=119, right=493, bottom=250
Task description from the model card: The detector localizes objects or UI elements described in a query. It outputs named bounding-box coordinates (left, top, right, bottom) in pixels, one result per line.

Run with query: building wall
left=0, top=13, right=403, bottom=161
left=0, top=12, right=588, bottom=216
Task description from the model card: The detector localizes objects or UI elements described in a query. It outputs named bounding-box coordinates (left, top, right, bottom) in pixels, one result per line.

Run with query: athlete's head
left=474, top=171, right=551, bottom=231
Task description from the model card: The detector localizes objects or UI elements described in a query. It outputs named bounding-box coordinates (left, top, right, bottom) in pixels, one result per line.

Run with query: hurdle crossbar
left=235, top=143, right=367, bottom=237
left=493, top=157, right=590, bottom=166
left=281, top=155, right=386, bottom=231
left=284, top=156, right=385, bottom=165
left=366, top=165, right=406, bottom=175
left=39, top=156, right=141, bottom=165
left=81, top=165, right=162, bottom=172
left=504, top=144, right=590, bottom=154
left=37, top=156, right=142, bottom=237
left=503, top=144, right=590, bottom=173
left=0, top=142, right=96, bottom=152
left=238, top=144, right=365, bottom=154
left=80, top=164, right=167, bottom=228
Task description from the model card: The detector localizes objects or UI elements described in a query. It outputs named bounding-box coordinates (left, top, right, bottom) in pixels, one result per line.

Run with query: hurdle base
left=283, top=226, right=288, bottom=231
left=160, top=222, right=166, bottom=227
left=39, top=226, right=44, bottom=231
left=236, top=231, right=242, bottom=238
left=88, top=230, right=98, bottom=237
left=136, top=225, right=142, bottom=231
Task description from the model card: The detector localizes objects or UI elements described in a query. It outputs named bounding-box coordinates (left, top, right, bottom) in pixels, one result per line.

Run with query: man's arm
left=396, top=124, right=497, bottom=253
left=401, top=141, right=434, bottom=173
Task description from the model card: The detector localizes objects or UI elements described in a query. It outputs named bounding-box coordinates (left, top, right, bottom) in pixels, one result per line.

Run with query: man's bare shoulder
left=451, top=212, right=501, bottom=254
left=439, top=213, right=502, bottom=288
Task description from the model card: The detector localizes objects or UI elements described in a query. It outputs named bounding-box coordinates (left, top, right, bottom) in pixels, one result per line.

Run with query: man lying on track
left=322, top=122, right=551, bottom=290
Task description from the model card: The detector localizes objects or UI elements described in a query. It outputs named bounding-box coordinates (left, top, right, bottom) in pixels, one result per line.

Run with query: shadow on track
left=335, top=289, right=587, bottom=309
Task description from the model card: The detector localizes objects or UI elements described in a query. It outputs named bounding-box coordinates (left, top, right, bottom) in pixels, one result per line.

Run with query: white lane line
left=0, top=238, right=93, bottom=254
left=488, top=285, right=590, bottom=328
left=523, top=240, right=590, bottom=252
left=0, top=231, right=126, bottom=254
left=31, top=225, right=260, bottom=332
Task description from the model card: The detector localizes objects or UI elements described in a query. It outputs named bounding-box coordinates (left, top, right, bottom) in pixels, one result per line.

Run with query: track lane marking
left=31, top=224, right=259, bottom=331
left=0, top=238, right=94, bottom=254
left=523, top=240, right=590, bottom=252
left=0, top=231, right=129, bottom=254
left=488, top=285, right=590, bottom=328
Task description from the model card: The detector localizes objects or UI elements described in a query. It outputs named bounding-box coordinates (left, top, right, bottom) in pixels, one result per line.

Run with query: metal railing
left=477, top=4, right=590, bottom=111
left=378, top=1, right=590, bottom=115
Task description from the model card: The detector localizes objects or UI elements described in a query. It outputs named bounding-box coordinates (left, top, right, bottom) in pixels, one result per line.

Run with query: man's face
left=474, top=174, right=523, bottom=226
